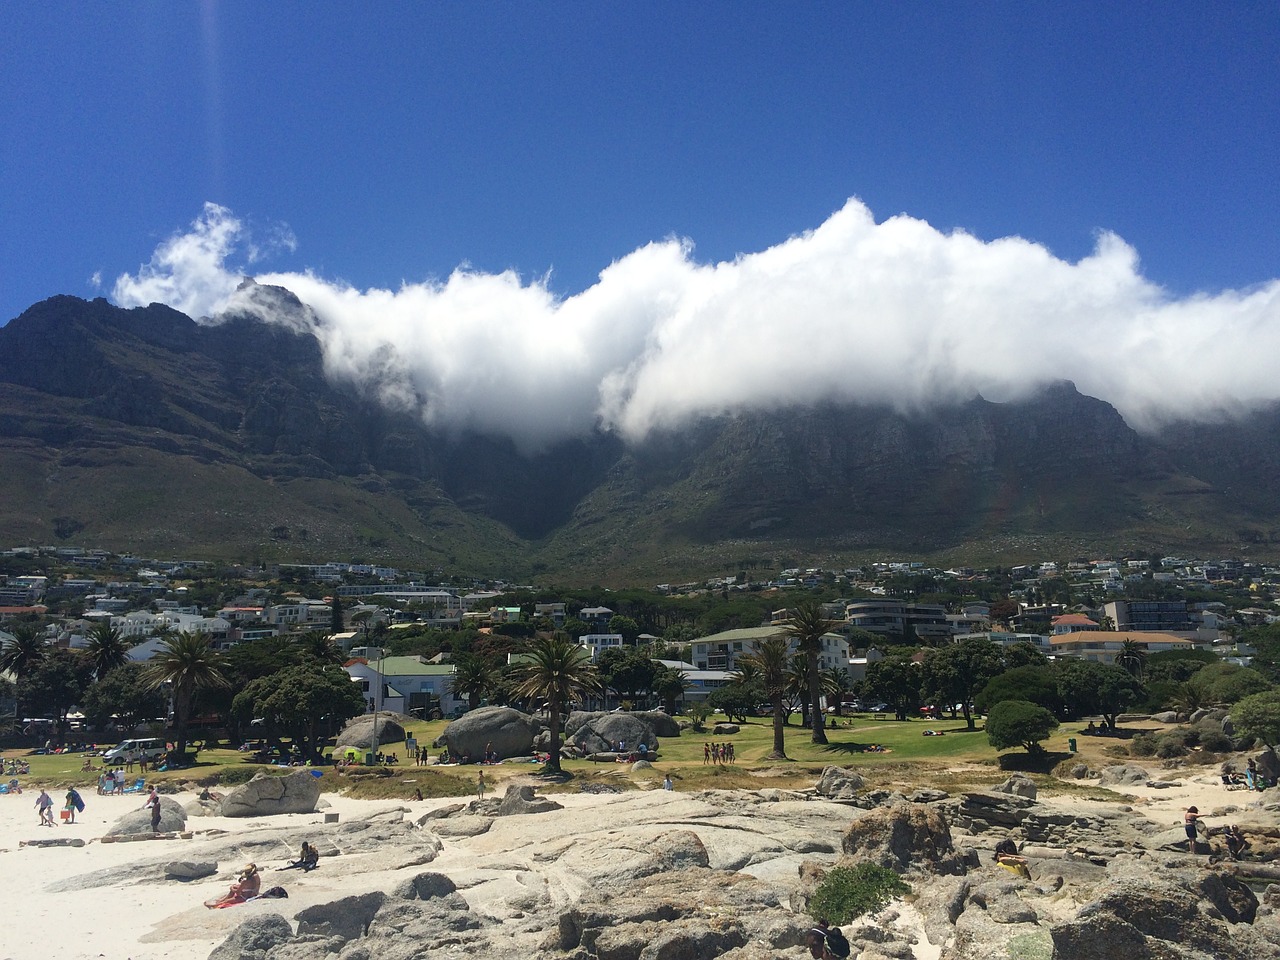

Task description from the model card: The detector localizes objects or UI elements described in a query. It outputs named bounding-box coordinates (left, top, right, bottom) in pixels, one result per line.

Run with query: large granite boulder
left=1098, top=763, right=1152, bottom=786
left=497, top=784, right=564, bottom=816
left=295, top=892, right=386, bottom=940
left=207, top=913, right=293, bottom=960
left=841, top=801, right=962, bottom=874
left=993, top=774, right=1038, bottom=799
left=106, top=795, right=187, bottom=836
left=815, top=765, right=866, bottom=799
left=568, top=713, right=657, bottom=755
left=335, top=714, right=407, bottom=751
left=567, top=709, right=681, bottom=739
left=434, top=706, right=542, bottom=761
left=219, top=770, right=322, bottom=818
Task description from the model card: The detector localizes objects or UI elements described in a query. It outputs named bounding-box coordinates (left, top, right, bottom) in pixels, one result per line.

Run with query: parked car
left=102, top=737, right=167, bottom=766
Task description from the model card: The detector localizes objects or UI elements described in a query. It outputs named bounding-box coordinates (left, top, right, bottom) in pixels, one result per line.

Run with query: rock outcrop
left=106, top=795, right=187, bottom=836
left=433, top=706, right=542, bottom=761
left=334, top=714, right=407, bottom=751
left=219, top=771, right=322, bottom=818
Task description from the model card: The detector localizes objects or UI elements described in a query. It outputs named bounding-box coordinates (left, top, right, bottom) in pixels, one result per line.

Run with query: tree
left=975, top=665, right=1062, bottom=717
left=143, top=633, right=230, bottom=756
left=0, top=624, right=49, bottom=721
left=81, top=663, right=166, bottom=733
left=1190, top=662, right=1273, bottom=706
left=1002, top=642, right=1048, bottom=669
left=17, top=649, right=92, bottom=737
left=597, top=647, right=658, bottom=706
left=450, top=654, right=499, bottom=711
left=508, top=636, right=602, bottom=774
left=707, top=682, right=758, bottom=724
left=233, top=662, right=365, bottom=761
left=740, top=635, right=792, bottom=760
left=986, top=699, right=1060, bottom=756
left=608, top=615, right=641, bottom=644
left=1230, top=689, right=1280, bottom=747
left=1055, top=660, right=1143, bottom=731
left=84, top=620, right=130, bottom=680
left=865, top=651, right=922, bottom=720
left=1114, top=639, right=1147, bottom=680
left=785, top=603, right=835, bottom=745
left=330, top=594, right=345, bottom=635
left=294, top=630, right=344, bottom=666
left=652, top=666, right=689, bottom=715
left=921, top=637, right=1004, bottom=730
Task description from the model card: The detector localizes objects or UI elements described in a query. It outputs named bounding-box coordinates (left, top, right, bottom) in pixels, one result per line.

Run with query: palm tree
left=451, top=654, right=498, bottom=711
left=0, top=623, right=48, bottom=680
left=1115, top=639, right=1147, bottom=679
left=509, top=636, right=602, bottom=774
left=653, top=666, right=690, bottom=715
left=0, top=624, right=49, bottom=725
left=143, top=633, right=229, bottom=756
left=84, top=620, right=130, bottom=679
left=294, top=630, right=343, bottom=665
left=785, top=603, right=836, bottom=745
left=740, top=635, right=791, bottom=760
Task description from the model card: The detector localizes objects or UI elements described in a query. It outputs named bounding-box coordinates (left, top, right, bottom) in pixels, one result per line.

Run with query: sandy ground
left=0, top=764, right=1252, bottom=960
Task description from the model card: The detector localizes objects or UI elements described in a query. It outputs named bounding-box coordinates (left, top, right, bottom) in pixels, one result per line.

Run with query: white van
left=102, top=737, right=167, bottom=766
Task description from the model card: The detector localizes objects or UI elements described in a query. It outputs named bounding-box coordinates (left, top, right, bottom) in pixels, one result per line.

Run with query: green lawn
left=2, top=712, right=1106, bottom=801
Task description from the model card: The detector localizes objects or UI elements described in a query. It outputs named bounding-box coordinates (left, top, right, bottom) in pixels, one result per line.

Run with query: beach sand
left=0, top=763, right=1252, bottom=960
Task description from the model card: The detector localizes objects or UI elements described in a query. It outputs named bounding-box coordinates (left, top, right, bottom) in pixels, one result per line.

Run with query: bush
left=809, top=863, right=911, bottom=925
left=1129, top=734, right=1157, bottom=757
left=1197, top=730, right=1233, bottom=753
left=1154, top=735, right=1187, bottom=759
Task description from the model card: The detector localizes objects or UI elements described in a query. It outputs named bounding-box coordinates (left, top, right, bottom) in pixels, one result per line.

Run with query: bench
left=875, top=713, right=888, bottom=720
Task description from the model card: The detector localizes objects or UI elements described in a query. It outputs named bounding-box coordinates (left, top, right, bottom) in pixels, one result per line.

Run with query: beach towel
left=70, top=790, right=84, bottom=812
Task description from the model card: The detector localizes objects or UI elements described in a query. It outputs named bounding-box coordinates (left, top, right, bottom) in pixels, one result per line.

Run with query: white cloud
left=112, top=200, right=1280, bottom=451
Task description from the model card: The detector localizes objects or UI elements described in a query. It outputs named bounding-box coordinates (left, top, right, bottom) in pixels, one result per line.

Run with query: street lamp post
left=372, top=647, right=384, bottom=758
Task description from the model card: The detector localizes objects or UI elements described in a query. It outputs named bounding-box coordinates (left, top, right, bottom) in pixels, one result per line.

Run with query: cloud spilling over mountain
left=113, top=201, right=1280, bottom=452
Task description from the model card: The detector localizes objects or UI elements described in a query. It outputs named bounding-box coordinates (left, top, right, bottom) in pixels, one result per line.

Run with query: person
left=822, top=926, right=851, bottom=959
left=663, top=774, right=673, bottom=791
left=35, top=789, right=54, bottom=826
left=64, top=787, right=83, bottom=824
left=1184, top=806, right=1202, bottom=853
left=806, top=920, right=830, bottom=959
left=477, top=769, right=486, bottom=800
left=144, top=785, right=162, bottom=834
left=1224, top=824, right=1249, bottom=860
left=994, top=838, right=1031, bottom=878
left=281, top=842, right=319, bottom=872
left=414, top=788, right=423, bottom=801
left=1246, top=758, right=1261, bottom=791
left=205, top=863, right=261, bottom=908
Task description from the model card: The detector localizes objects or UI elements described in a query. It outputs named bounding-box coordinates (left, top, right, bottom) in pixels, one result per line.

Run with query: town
left=2, top=544, right=1277, bottom=760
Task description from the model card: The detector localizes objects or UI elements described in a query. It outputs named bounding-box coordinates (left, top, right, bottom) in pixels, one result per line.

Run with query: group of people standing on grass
left=702, top=741, right=735, bottom=765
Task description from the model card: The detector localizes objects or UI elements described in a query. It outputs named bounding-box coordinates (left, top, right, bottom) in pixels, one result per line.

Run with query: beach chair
left=122, top=778, right=146, bottom=794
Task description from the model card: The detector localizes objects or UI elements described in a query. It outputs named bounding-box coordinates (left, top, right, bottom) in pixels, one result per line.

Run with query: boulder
left=1098, top=764, right=1152, bottom=786
left=841, top=802, right=962, bottom=874
left=496, top=784, right=564, bottom=816
left=335, top=714, right=406, bottom=751
left=994, top=774, right=1038, bottom=799
left=219, top=770, right=321, bottom=818
left=712, top=723, right=740, bottom=735
left=1151, top=710, right=1180, bottom=723
left=634, top=710, right=682, bottom=738
left=295, top=891, right=386, bottom=940
left=815, top=765, right=867, bottom=800
left=568, top=713, right=658, bottom=755
left=434, top=706, right=542, bottom=761
left=1255, top=746, right=1280, bottom=781
left=207, top=913, right=294, bottom=960
left=105, top=795, right=187, bottom=836
left=393, top=871, right=458, bottom=900
left=164, top=860, right=217, bottom=881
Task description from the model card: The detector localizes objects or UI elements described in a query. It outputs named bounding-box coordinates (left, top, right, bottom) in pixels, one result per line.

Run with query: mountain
left=2, top=294, right=1278, bottom=581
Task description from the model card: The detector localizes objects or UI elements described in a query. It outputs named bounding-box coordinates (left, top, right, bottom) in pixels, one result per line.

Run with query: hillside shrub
left=1154, top=735, right=1187, bottom=759
left=1129, top=734, right=1157, bottom=757
left=1197, top=730, right=1233, bottom=753
left=809, top=863, right=911, bottom=925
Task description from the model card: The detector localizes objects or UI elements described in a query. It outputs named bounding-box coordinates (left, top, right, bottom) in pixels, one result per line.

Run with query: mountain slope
left=1, top=295, right=1277, bottom=580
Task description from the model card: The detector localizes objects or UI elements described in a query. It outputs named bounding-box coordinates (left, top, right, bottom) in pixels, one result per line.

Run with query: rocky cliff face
left=0, top=294, right=1277, bottom=574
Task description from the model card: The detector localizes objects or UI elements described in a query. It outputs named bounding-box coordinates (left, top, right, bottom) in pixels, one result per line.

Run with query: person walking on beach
left=35, top=789, right=54, bottom=826
left=143, top=785, right=162, bottom=834
left=477, top=769, right=486, bottom=800
left=64, top=787, right=83, bottom=824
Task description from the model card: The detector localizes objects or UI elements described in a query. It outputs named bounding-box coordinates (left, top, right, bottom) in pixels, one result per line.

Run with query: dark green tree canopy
left=865, top=652, right=922, bottom=720
left=1055, top=660, right=1143, bottom=730
left=986, top=699, right=1060, bottom=756
left=597, top=647, right=658, bottom=705
left=81, top=663, right=166, bottom=732
left=233, top=662, right=365, bottom=760
left=920, top=637, right=1004, bottom=730
left=976, top=665, right=1063, bottom=716
left=1230, top=690, right=1280, bottom=747
left=17, top=649, right=92, bottom=731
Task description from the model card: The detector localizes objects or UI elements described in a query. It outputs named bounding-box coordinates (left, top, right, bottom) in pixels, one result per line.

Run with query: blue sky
left=3, top=4, right=1279, bottom=446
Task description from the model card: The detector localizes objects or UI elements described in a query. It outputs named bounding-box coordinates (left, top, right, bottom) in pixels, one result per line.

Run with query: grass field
left=1, top=712, right=1136, bottom=804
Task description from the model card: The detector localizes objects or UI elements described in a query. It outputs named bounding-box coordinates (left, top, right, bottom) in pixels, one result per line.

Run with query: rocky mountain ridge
left=2, top=294, right=1278, bottom=580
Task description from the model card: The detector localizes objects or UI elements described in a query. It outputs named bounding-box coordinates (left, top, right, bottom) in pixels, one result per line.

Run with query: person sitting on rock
left=205, top=863, right=261, bottom=908
left=994, top=837, right=1030, bottom=877
left=281, top=842, right=319, bottom=872
left=822, top=927, right=851, bottom=959
left=806, top=920, right=829, bottom=959
left=1224, top=824, right=1249, bottom=860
